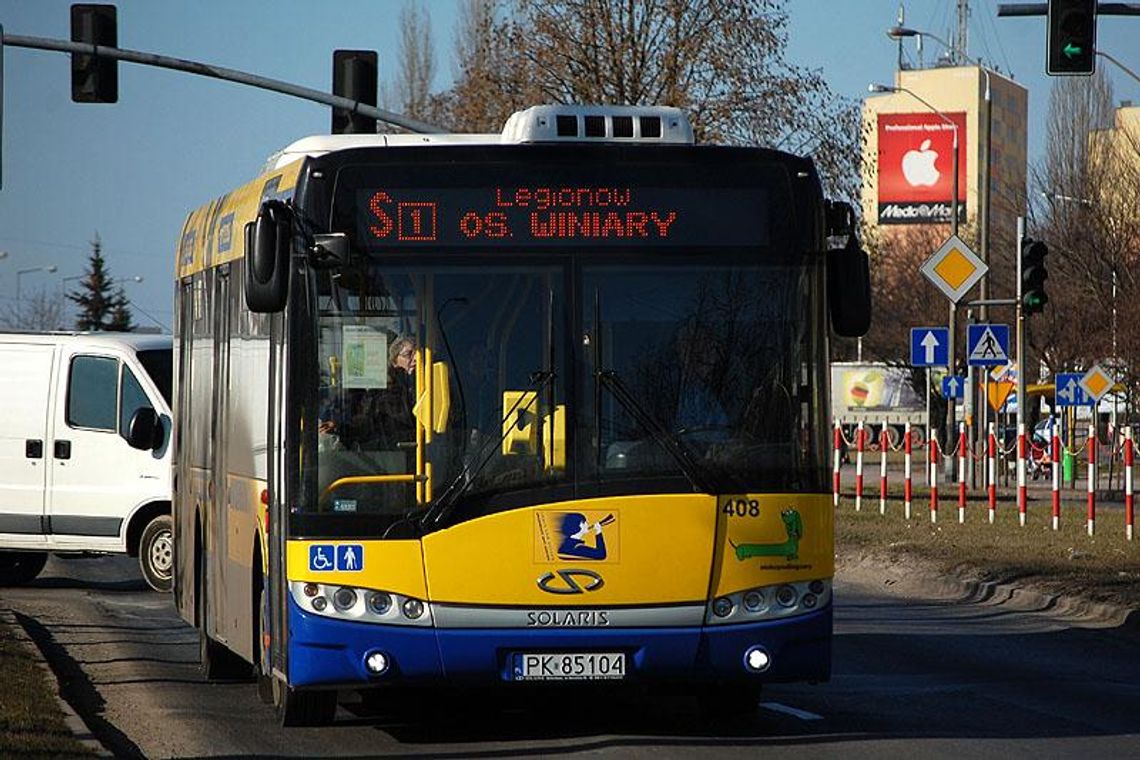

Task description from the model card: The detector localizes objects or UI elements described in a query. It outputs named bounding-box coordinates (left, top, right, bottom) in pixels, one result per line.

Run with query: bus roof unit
left=501, top=105, right=694, bottom=144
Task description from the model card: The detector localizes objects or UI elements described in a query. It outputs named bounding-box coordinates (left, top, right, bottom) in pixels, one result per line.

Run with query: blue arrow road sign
left=966, top=324, right=1010, bottom=366
left=942, top=375, right=965, bottom=400
left=1054, top=372, right=1093, bottom=407
left=910, top=327, right=949, bottom=367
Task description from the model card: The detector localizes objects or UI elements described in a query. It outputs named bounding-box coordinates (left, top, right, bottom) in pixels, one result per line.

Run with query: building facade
left=862, top=65, right=1029, bottom=250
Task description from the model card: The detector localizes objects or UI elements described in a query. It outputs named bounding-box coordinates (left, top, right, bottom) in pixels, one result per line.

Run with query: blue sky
left=1, top=1, right=1137, bottom=329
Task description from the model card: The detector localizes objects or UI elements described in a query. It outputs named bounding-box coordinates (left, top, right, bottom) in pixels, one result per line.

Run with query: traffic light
left=332, top=50, right=378, bottom=134
left=1021, top=238, right=1049, bottom=315
left=1047, top=0, right=1097, bottom=76
left=70, top=4, right=118, bottom=103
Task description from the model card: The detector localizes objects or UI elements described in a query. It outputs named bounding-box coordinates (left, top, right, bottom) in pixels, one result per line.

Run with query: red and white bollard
left=904, top=422, right=913, bottom=520
left=1051, top=420, right=1061, bottom=531
left=1126, top=426, right=1134, bottom=542
left=929, top=436, right=939, bottom=523
left=958, top=421, right=967, bottom=523
left=1017, top=423, right=1027, bottom=527
left=855, top=421, right=865, bottom=512
left=880, top=422, right=889, bottom=515
left=833, top=421, right=842, bottom=508
left=987, top=422, right=997, bottom=524
left=1087, top=423, right=1097, bottom=536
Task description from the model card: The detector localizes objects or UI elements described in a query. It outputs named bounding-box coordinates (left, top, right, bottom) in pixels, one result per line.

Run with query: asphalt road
left=2, top=554, right=1138, bottom=758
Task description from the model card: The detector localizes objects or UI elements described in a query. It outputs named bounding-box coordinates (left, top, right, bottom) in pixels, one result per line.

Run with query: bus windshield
left=304, top=255, right=825, bottom=530
left=584, top=262, right=823, bottom=493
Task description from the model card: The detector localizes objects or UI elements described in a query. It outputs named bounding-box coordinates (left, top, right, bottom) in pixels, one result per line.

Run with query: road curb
left=1, top=609, right=112, bottom=758
left=836, top=551, right=1140, bottom=632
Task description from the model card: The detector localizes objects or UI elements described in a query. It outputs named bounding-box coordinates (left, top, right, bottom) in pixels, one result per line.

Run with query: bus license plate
left=513, top=652, right=626, bottom=681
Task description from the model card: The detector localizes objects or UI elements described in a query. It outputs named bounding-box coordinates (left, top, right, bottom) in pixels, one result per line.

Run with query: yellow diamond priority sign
left=1080, top=363, right=1114, bottom=402
left=920, top=234, right=988, bottom=303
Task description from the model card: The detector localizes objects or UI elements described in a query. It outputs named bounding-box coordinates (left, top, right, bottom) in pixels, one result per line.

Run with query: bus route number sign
left=358, top=185, right=765, bottom=248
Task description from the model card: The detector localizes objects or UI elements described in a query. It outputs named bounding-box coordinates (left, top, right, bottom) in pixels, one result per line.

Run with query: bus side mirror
left=245, top=200, right=292, bottom=313
left=828, top=236, right=872, bottom=337
left=127, top=407, right=164, bottom=451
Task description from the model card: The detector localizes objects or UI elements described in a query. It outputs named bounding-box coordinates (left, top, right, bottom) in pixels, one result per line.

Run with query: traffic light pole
left=1016, top=215, right=1026, bottom=434
left=0, top=33, right=444, bottom=134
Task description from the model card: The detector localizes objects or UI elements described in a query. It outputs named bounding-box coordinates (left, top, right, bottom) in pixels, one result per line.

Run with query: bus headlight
left=368, top=592, right=393, bottom=615
left=712, top=596, right=734, bottom=618
left=333, top=587, right=358, bottom=611
left=744, top=646, right=771, bottom=672
left=775, top=585, right=798, bottom=608
left=364, top=650, right=390, bottom=676
left=705, top=579, right=831, bottom=625
left=289, top=582, right=432, bottom=627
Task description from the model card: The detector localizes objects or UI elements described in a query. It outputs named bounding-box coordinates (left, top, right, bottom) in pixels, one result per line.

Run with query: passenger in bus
left=326, top=335, right=418, bottom=452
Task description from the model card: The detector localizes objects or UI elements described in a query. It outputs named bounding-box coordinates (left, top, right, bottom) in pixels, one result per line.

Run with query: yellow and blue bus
left=172, top=105, right=870, bottom=726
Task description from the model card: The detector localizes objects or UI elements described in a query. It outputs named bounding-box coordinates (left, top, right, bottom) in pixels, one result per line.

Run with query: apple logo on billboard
left=901, top=139, right=940, bottom=187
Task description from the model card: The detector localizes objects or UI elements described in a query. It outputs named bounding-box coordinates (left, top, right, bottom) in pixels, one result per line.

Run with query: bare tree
left=383, top=1, right=439, bottom=125
left=440, top=0, right=859, bottom=203
left=1, top=286, right=66, bottom=332
left=1031, top=71, right=1140, bottom=393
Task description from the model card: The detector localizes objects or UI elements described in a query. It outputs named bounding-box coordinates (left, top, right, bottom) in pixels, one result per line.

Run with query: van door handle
left=54, top=440, right=72, bottom=460
left=26, top=440, right=44, bottom=459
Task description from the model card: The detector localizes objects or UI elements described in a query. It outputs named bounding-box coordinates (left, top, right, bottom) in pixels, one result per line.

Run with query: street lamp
left=121, top=276, right=168, bottom=332
left=869, top=82, right=960, bottom=459
left=17, top=265, right=59, bottom=305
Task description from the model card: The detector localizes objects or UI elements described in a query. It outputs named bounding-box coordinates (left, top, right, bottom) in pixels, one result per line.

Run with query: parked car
left=0, top=332, right=173, bottom=590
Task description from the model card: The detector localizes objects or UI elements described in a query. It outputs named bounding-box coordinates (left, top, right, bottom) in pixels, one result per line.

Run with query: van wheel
left=273, top=675, right=337, bottom=727
left=139, top=515, right=174, bottom=592
left=0, top=552, right=48, bottom=586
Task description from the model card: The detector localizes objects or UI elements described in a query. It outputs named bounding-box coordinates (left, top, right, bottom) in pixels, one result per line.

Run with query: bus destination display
left=357, top=186, right=765, bottom=248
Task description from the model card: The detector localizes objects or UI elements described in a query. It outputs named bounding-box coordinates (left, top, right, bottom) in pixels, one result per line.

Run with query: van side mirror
left=245, top=199, right=292, bottom=313
left=828, top=235, right=872, bottom=338
left=127, top=407, right=164, bottom=451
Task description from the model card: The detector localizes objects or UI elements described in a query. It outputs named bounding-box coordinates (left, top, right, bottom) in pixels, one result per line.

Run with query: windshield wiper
left=419, top=370, right=556, bottom=531
left=596, top=369, right=727, bottom=494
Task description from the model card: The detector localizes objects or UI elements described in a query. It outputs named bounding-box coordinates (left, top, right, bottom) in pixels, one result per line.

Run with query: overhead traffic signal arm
left=1021, top=238, right=1050, bottom=315
left=1047, top=0, right=1097, bottom=75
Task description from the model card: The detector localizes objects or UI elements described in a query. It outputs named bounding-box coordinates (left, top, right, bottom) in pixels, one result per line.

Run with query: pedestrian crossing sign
left=966, top=324, right=1010, bottom=366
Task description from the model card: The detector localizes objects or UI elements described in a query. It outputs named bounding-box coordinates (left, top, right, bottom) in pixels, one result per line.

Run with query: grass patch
left=0, top=616, right=92, bottom=757
left=836, top=496, right=1140, bottom=611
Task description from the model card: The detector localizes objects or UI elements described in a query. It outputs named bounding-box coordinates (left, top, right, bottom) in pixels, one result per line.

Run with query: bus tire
left=0, top=551, right=48, bottom=586
left=256, top=587, right=274, bottom=704
left=273, top=677, right=337, bottom=727
left=138, top=514, right=174, bottom=592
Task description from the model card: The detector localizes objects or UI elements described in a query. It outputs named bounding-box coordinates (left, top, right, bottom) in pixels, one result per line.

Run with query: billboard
left=877, top=112, right=967, bottom=225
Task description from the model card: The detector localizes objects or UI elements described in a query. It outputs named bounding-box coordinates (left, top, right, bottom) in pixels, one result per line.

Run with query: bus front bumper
left=286, top=597, right=831, bottom=689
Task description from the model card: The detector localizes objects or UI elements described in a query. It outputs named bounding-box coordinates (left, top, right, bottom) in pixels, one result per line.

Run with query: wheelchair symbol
left=309, top=545, right=335, bottom=571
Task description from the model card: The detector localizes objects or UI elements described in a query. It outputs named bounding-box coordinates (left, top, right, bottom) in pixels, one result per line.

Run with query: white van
left=0, top=332, right=173, bottom=591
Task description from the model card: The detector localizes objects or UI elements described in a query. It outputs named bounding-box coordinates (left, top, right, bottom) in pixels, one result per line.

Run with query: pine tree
left=107, top=287, right=135, bottom=332
left=67, top=234, right=133, bottom=331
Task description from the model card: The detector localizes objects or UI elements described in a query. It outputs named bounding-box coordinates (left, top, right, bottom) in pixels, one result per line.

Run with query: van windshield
left=137, top=349, right=173, bottom=406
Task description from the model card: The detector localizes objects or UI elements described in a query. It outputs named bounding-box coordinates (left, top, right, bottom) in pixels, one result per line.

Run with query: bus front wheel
left=272, top=676, right=337, bottom=727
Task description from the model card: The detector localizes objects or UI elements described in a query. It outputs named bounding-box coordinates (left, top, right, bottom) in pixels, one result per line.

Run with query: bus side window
left=67, top=355, right=118, bottom=432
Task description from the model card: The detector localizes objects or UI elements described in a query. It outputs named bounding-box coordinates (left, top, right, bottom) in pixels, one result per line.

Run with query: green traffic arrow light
left=1063, top=42, right=1084, bottom=59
